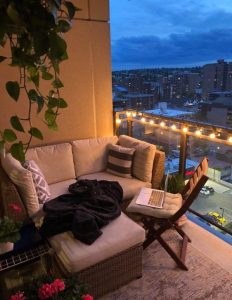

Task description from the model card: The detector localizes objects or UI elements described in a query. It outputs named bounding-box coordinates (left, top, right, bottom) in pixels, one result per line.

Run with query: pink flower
left=51, top=279, right=65, bottom=293
left=9, top=203, right=22, bottom=213
left=10, top=291, right=25, bottom=300
left=38, top=283, right=53, bottom=300
left=82, top=294, right=94, bottom=300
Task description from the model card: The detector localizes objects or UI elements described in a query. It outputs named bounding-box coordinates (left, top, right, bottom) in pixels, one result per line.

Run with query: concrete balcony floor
left=183, top=220, right=232, bottom=274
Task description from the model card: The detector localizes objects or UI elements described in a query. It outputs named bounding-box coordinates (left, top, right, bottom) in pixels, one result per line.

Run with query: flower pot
left=0, top=242, right=14, bottom=255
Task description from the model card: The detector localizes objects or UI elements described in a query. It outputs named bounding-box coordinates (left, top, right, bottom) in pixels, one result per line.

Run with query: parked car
left=206, top=186, right=215, bottom=194
left=200, top=187, right=210, bottom=195
left=208, top=212, right=226, bottom=225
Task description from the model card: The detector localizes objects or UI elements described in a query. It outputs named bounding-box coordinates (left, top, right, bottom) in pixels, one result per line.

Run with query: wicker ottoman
left=49, top=213, right=145, bottom=298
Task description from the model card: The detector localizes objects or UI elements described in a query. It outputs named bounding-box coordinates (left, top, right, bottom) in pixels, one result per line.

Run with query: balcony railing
left=114, top=109, right=232, bottom=243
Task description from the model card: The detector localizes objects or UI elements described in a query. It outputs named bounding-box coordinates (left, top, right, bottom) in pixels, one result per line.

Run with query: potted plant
left=160, top=173, right=185, bottom=194
left=0, top=1, right=79, bottom=162
left=10, top=274, right=94, bottom=300
left=0, top=203, right=22, bottom=254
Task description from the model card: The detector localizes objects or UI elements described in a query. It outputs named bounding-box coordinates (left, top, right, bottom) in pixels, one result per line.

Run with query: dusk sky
left=110, top=0, right=232, bottom=70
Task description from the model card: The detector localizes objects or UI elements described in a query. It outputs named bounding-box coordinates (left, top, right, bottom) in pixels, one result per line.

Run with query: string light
left=126, top=112, right=131, bottom=117
left=149, top=120, right=154, bottom=125
left=141, top=117, right=146, bottom=123
left=182, top=127, right=188, bottom=133
left=228, top=137, right=232, bottom=143
left=171, top=124, right=176, bottom=130
left=160, top=121, right=165, bottom=127
left=209, top=133, right=216, bottom=139
left=195, top=130, right=201, bottom=136
left=132, top=113, right=137, bottom=117
left=116, top=119, right=121, bottom=124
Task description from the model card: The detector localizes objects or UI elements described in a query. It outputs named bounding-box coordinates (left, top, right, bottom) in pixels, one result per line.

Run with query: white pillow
left=23, top=160, right=51, bottom=204
left=1, top=154, right=39, bottom=216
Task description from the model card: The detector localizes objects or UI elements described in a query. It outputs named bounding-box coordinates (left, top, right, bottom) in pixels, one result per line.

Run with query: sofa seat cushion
left=48, top=212, right=145, bottom=273
left=72, top=136, right=118, bottom=177
left=49, top=179, right=76, bottom=199
left=79, top=172, right=151, bottom=200
left=127, top=192, right=182, bottom=219
left=26, top=143, right=75, bottom=184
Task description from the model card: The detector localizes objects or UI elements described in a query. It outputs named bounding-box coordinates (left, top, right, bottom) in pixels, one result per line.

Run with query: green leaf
left=0, top=141, right=5, bottom=153
left=10, top=116, right=24, bottom=132
left=3, top=129, right=17, bottom=142
left=29, top=127, right=43, bottom=140
left=42, top=71, right=53, bottom=80
left=28, top=89, right=38, bottom=101
left=48, top=121, right=58, bottom=131
left=0, top=56, right=6, bottom=62
left=6, top=81, right=20, bottom=101
left=58, top=98, right=68, bottom=108
left=10, top=143, right=25, bottom=162
left=45, top=109, right=56, bottom=125
left=31, top=72, right=39, bottom=87
left=36, top=97, right=44, bottom=113
left=52, top=78, right=64, bottom=88
left=7, top=3, right=21, bottom=24
left=49, top=33, right=67, bottom=60
left=27, top=66, right=38, bottom=77
left=57, top=20, right=71, bottom=33
left=65, top=1, right=78, bottom=20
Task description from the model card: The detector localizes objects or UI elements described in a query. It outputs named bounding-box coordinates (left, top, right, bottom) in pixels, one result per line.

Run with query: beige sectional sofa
left=0, top=135, right=165, bottom=297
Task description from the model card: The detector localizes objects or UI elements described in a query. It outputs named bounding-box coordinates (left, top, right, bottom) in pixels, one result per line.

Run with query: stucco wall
left=0, top=0, right=113, bottom=147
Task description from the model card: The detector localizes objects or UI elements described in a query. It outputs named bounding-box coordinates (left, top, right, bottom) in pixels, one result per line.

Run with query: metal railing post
left=127, top=119, right=132, bottom=137
left=179, top=132, right=187, bottom=176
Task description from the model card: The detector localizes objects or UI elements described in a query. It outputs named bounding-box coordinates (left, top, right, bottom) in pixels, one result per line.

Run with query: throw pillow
left=106, top=144, right=135, bottom=178
left=23, top=160, right=51, bottom=204
left=118, top=135, right=156, bottom=182
left=1, top=153, right=39, bottom=216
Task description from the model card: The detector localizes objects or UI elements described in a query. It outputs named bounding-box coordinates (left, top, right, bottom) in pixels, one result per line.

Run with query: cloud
left=112, top=28, right=232, bottom=70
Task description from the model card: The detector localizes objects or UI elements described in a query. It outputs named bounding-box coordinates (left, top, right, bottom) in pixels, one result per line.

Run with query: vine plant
left=0, top=0, right=79, bottom=161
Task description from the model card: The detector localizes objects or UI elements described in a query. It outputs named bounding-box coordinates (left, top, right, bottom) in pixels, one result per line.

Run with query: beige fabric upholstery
left=118, top=135, right=156, bottom=182
left=79, top=171, right=151, bottom=200
left=106, top=144, right=135, bottom=178
left=49, top=179, right=76, bottom=199
left=152, top=149, right=166, bottom=189
left=26, top=143, right=75, bottom=184
left=48, top=212, right=145, bottom=273
left=127, top=192, right=182, bottom=219
left=1, top=154, right=39, bottom=216
left=72, top=136, right=118, bottom=177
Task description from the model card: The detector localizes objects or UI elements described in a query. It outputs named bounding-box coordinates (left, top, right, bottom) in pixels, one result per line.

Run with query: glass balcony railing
left=114, top=110, right=232, bottom=245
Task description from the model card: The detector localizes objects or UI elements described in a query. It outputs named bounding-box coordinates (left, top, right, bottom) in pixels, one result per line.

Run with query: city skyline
left=110, top=0, right=232, bottom=70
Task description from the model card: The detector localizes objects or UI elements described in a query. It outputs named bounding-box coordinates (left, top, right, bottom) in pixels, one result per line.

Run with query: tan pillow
left=106, top=144, right=135, bottom=178
left=1, top=154, right=39, bottom=216
left=118, top=135, right=156, bottom=182
left=72, top=136, right=118, bottom=177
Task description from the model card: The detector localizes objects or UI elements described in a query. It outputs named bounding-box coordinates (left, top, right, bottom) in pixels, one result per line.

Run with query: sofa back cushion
left=1, top=154, right=39, bottom=216
left=26, top=143, right=75, bottom=184
left=72, top=136, right=118, bottom=177
left=118, top=135, right=156, bottom=182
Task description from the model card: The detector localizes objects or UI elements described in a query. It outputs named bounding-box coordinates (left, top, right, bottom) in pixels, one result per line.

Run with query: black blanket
left=39, top=180, right=123, bottom=244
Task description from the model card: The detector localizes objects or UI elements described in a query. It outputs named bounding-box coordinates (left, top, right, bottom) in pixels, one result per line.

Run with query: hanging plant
left=0, top=0, right=79, bottom=161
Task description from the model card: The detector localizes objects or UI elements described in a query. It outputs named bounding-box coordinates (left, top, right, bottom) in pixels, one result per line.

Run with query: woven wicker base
left=56, top=243, right=143, bottom=299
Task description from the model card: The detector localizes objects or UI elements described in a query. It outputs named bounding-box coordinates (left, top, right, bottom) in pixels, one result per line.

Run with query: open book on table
left=136, top=172, right=169, bottom=209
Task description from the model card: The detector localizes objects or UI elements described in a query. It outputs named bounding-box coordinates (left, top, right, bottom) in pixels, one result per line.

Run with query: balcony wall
left=0, top=0, right=113, bottom=147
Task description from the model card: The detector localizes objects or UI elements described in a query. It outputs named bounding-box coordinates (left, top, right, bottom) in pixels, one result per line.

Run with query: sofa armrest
left=0, top=164, right=28, bottom=221
left=151, top=149, right=166, bottom=189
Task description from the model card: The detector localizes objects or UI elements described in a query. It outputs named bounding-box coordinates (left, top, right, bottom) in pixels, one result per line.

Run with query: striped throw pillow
left=106, top=144, right=135, bottom=178
left=23, top=160, right=51, bottom=204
